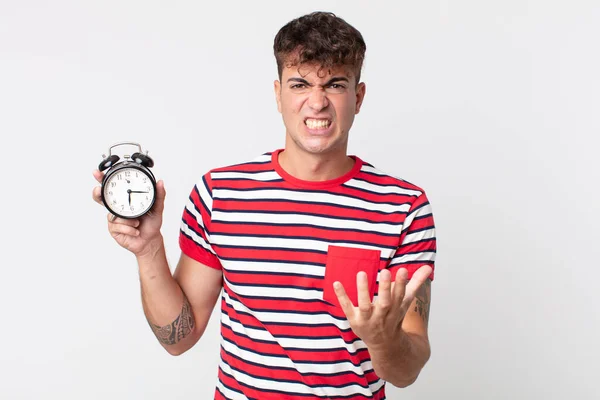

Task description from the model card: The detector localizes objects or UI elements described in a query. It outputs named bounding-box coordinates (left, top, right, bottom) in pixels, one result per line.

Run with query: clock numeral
left=108, top=191, right=113, bottom=195
left=110, top=182, right=116, bottom=188
left=130, top=206, right=135, bottom=211
left=136, top=172, right=139, bottom=178
left=145, top=196, right=149, bottom=201
left=117, top=174, right=122, bottom=180
left=143, top=177, right=147, bottom=183
left=125, top=171, right=131, bottom=177
left=147, top=186, right=151, bottom=191
left=140, top=203, right=144, bottom=208
left=112, top=200, right=117, bottom=205
left=121, top=205, right=124, bottom=210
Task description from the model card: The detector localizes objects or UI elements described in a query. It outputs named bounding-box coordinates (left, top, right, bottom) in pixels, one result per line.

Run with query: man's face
left=274, top=63, right=366, bottom=156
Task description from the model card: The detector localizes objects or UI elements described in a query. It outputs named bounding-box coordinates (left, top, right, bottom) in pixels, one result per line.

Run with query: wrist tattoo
left=148, top=295, right=195, bottom=346
left=414, top=279, right=431, bottom=324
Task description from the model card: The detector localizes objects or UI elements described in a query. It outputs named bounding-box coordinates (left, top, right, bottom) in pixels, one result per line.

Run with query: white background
left=1, top=1, right=598, bottom=399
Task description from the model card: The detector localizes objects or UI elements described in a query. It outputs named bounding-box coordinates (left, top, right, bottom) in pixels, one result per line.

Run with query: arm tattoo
left=414, top=279, right=431, bottom=324
left=148, top=295, right=195, bottom=346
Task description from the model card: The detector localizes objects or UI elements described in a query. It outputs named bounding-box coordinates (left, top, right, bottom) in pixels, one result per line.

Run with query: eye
left=326, top=83, right=347, bottom=93
left=290, top=83, right=306, bottom=89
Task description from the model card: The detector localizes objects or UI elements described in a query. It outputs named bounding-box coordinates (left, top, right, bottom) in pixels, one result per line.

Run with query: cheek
left=290, top=97, right=305, bottom=114
left=334, top=99, right=356, bottom=124
left=282, top=96, right=305, bottom=118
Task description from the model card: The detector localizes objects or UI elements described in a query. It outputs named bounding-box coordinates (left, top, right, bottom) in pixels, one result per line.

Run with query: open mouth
left=304, top=118, right=332, bottom=130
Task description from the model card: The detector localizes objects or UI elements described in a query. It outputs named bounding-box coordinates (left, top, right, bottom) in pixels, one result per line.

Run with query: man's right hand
left=92, top=169, right=167, bottom=258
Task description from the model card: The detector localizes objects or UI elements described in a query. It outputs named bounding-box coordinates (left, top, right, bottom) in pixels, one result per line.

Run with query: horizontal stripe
left=222, top=313, right=367, bottom=354
left=404, top=224, right=435, bottom=235
left=180, top=223, right=216, bottom=255
left=398, top=237, right=436, bottom=248
left=401, top=203, right=432, bottom=233
left=221, top=299, right=353, bottom=334
left=214, top=197, right=408, bottom=218
left=221, top=314, right=356, bottom=342
left=225, top=277, right=323, bottom=301
left=212, top=188, right=411, bottom=214
left=213, top=207, right=404, bottom=226
left=223, top=291, right=351, bottom=329
left=221, top=153, right=272, bottom=168
left=197, top=175, right=213, bottom=212
left=359, top=165, right=389, bottom=176
left=253, top=154, right=272, bottom=163
left=344, top=178, right=422, bottom=197
left=213, top=200, right=405, bottom=223
left=390, top=251, right=436, bottom=265
left=218, top=368, right=386, bottom=400
left=211, top=234, right=393, bottom=257
left=212, top=170, right=283, bottom=181
left=211, top=224, right=399, bottom=248
left=219, top=360, right=384, bottom=397
left=212, top=211, right=402, bottom=235
left=220, top=346, right=374, bottom=388
left=222, top=259, right=324, bottom=277
left=184, top=197, right=206, bottom=231
left=214, top=220, right=400, bottom=241
left=221, top=336, right=372, bottom=376
left=403, top=228, right=436, bottom=244
left=216, top=381, right=250, bottom=400
left=223, top=291, right=347, bottom=318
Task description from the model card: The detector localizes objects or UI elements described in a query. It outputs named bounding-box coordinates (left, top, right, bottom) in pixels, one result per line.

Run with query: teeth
left=305, top=119, right=331, bottom=129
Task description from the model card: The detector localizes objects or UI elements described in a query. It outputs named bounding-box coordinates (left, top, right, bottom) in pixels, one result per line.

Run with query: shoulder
left=209, top=151, right=273, bottom=174
left=203, top=151, right=279, bottom=189
left=355, top=157, right=428, bottom=198
left=187, top=152, right=276, bottom=202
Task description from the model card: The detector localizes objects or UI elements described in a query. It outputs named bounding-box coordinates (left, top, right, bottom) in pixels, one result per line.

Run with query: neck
left=278, top=145, right=354, bottom=182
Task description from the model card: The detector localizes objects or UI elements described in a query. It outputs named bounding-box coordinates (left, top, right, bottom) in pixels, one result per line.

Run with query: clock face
left=103, top=166, right=156, bottom=218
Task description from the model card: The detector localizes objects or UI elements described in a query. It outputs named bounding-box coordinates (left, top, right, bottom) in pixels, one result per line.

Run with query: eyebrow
left=286, top=77, right=350, bottom=86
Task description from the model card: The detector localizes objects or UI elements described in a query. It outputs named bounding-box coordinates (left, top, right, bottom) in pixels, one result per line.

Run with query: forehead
left=282, top=63, right=355, bottom=83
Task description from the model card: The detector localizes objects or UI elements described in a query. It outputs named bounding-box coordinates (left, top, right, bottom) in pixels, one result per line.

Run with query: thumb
left=154, top=180, right=166, bottom=212
left=157, top=180, right=166, bottom=199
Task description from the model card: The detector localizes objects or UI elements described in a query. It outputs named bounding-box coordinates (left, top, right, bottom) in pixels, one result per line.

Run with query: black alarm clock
left=99, top=142, right=156, bottom=219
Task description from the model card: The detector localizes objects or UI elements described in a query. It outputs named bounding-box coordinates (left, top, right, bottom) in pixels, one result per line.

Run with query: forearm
left=137, top=236, right=197, bottom=355
left=369, top=331, right=431, bottom=388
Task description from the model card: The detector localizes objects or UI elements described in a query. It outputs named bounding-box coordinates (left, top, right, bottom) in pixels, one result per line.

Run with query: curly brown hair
left=273, top=12, right=366, bottom=84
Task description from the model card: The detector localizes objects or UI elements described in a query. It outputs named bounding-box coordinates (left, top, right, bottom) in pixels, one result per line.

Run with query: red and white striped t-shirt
left=179, top=149, right=437, bottom=400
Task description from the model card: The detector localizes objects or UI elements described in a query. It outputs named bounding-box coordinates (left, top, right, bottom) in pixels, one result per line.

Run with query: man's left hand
left=333, top=265, right=432, bottom=348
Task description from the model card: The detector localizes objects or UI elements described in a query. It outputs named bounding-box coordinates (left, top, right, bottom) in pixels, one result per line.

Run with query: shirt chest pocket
left=322, top=245, right=381, bottom=308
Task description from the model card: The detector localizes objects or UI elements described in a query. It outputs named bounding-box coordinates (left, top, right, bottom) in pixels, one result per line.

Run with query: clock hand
left=127, top=189, right=131, bottom=206
left=129, top=190, right=149, bottom=193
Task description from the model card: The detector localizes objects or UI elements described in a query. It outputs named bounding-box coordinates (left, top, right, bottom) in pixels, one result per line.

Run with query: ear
left=274, top=80, right=282, bottom=113
left=355, top=82, right=366, bottom=114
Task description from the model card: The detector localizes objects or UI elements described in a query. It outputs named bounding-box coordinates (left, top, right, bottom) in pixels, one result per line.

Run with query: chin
left=296, top=137, right=345, bottom=155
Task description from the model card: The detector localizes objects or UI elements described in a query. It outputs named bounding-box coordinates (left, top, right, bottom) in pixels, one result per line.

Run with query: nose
left=307, top=88, right=329, bottom=111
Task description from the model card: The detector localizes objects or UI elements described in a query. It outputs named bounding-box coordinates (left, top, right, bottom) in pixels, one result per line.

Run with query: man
left=93, top=11, right=436, bottom=399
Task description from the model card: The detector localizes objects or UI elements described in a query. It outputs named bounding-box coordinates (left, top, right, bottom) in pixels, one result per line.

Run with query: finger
left=93, top=169, right=104, bottom=184
left=333, top=281, right=355, bottom=321
left=92, top=186, right=103, bottom=204
left=109, top=221, right=140, bottom=237
left=403, top=265, right=433, bottom=301
left=374, top=269, right=392, bottom=318
left=392, top=268, right=409, bottom=305
left=107, top=213, right=140, bottom=227
left=357, top=271, right=373, bottom=317
left=153, top=180, right=167, bottom=213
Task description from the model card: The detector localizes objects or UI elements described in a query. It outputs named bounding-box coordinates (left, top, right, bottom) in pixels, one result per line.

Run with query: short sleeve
left=388, top=192, right=437, bottom=280
left=179, top=172, right=222, bottom=270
